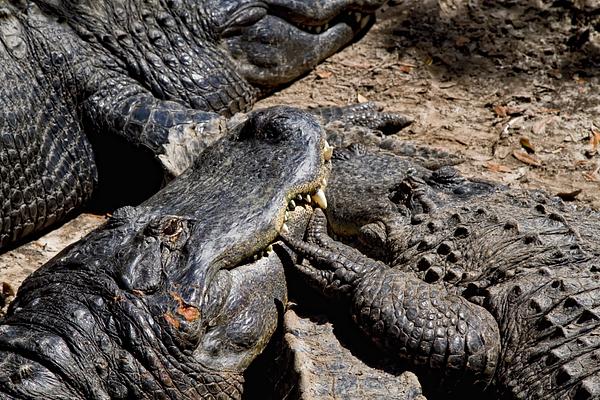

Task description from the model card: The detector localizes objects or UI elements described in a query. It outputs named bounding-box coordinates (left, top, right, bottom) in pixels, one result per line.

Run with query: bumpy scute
left=285, top=141, right=600, bottom=399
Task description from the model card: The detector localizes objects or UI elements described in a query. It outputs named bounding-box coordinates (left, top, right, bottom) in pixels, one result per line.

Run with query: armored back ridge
left=283, top=142, right=600, bottom=399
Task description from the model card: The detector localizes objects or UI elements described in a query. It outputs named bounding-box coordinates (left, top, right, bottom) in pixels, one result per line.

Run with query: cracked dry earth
left=1, top=1, right=599, bottom=399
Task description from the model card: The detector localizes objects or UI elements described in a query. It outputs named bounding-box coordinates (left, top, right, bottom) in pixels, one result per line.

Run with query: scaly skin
left=283, top=143, right=600, bottom=399
left=0, top=0, right=402, bottom=250
left=0, top=107, right=329, bottom=399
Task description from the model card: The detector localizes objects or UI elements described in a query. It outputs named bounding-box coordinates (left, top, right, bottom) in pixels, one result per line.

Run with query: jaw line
left=225, top=16, right=356, bottom=87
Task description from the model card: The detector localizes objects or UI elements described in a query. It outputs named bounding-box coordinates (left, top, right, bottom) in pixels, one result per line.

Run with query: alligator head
left=31, top=0, right=389, bottom=112
left=217, top=0, right=386, bottom=88
left=0, top=107, right=330, bottom=399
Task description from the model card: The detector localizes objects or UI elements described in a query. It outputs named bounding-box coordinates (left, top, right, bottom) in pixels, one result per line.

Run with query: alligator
left=0, top=0, right=408, bottom=250
left=283, top=143, right=600, bottom=399
left=0, top=106, right=331, bottom=399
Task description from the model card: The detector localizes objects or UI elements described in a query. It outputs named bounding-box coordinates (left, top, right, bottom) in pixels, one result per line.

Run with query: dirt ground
left=2, top=0, right=599, bottom=319
left=260, top=0, right=600, bottom=207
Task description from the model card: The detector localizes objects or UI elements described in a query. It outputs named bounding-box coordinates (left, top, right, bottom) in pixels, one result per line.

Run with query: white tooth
left=311, top=189, right=328, bottom=209
left=289, top=199, right=296, bottom=210
left=360, top=16, right=369, bottom=29
left=322, top=178, right=327, bottom=187
left=324, top=23, right=329, bottom=31
left=324, top=141, right=334, bottom=161
left=354, top=12, right=361, bottom=23
left=281, top=223, right=290, bottom=234
left=315, top=26, right=322, bottom=34
left=305, top=194, right=312, bottom=204
left=284, top=211, right=289, bottom=221
left=266, top=245, right=273, bottom=253
left=297, top=194, right=303, bottom=202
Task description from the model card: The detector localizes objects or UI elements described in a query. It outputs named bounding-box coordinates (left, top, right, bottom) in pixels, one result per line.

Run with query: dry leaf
left=315, top=69, right=334, bottom=79
left=590, top=130, right=600, bottom=152
left=584, top=170, right=600, bottom=182
left=519, top=137, right=536, bottom=154
left=1, top=282, right=14, bottom=297
left=532, top=118, right=548, bottom=135
left=556, top=189, right=582, bottom=201
left=455, top=36, right=470, bottom=47
left=357, top=93, right=368, bottom=103
left=485, top=162, right=512, bottom=173
left=512, top=150, right=542, bottom=167
left=493, top=105, right=508, bottom=118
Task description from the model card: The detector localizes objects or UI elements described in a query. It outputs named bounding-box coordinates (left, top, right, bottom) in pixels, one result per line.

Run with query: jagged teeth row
left=296, top=11, right=369, bottom=34
left=253, top=182, right=327, bottom=260
left=297, top=22, right=330, bottom=34
left=252, top=244, right=274, bottom=261
left=281, top=177, right=328, bottom=234
left=355, top=12, right=370, bottom=29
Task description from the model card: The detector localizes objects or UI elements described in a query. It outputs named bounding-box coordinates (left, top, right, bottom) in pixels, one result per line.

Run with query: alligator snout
left=220, top=0, right=387, bottom=87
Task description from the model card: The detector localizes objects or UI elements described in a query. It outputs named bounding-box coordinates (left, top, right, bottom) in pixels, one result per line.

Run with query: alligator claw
left=312, top=102, right=413, bottom=135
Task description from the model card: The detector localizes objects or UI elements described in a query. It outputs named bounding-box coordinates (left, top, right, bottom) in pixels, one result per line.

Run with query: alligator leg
left=312, top=102, right=413, bottom=135
left=282, top=208, right=500, bottom=390
left=82, top=72, right=232, bottom=178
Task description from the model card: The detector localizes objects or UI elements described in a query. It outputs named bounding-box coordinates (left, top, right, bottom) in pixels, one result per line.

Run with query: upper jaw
left=263, top=0, right=386, bottom=26
left=136, top=107, right=332, bottom=362
left=220, top=0, right=383, bottom=88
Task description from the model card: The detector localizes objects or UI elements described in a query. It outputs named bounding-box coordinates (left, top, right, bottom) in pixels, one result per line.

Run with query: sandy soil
left=2, top=0, right=599, bottom=317
left=260, top=0, right=600, bottom=208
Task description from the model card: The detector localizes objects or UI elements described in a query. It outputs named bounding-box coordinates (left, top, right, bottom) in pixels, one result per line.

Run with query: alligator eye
left=221, top=5, right=267, bottom=37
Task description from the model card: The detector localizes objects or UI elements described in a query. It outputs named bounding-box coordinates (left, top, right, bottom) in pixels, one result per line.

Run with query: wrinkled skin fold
left=284, top=143, right=600, bottom=399
left=0, top=107, right=328, bottom=399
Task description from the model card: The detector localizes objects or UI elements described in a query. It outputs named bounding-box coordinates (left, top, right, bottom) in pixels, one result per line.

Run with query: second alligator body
left=284, top=143, right=600, bottom=399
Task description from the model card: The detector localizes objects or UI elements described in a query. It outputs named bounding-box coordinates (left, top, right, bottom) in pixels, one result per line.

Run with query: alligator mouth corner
left=289, top=10, right=374, bottom=35
left=222, top=5, right=374, bottom=38
left=246, top=181, right=330, bottom=268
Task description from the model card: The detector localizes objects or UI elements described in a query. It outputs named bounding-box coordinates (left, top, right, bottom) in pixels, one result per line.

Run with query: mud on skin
left=284, top=143, right=600, bottom=400
left=0, top=107, right=331, bottom=399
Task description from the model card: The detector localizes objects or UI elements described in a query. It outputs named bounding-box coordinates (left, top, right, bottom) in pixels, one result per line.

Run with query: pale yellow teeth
left=324, top=141, right=334, bottom=161
left=281, top=223, right=290, bottom=234
left=305, top=194, right=312, bottom=204
left=360, top=16, right=369, bottom=29
left=311, top=189, right=328, bottom=209
left=266, top=245, right=274, bottom=253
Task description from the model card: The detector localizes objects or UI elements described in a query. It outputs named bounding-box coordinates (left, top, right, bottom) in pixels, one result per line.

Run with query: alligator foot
left=312, top=102, right=413, bottom=135
left=281, top=208, right=500, bottom=391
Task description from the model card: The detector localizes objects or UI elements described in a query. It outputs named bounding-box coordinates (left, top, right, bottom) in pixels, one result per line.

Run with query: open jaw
left=221, top=0, right=382, bottom=88
left=0, top=107, right=332, bottom=398
left=113, top=106, right=335, bottom=374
